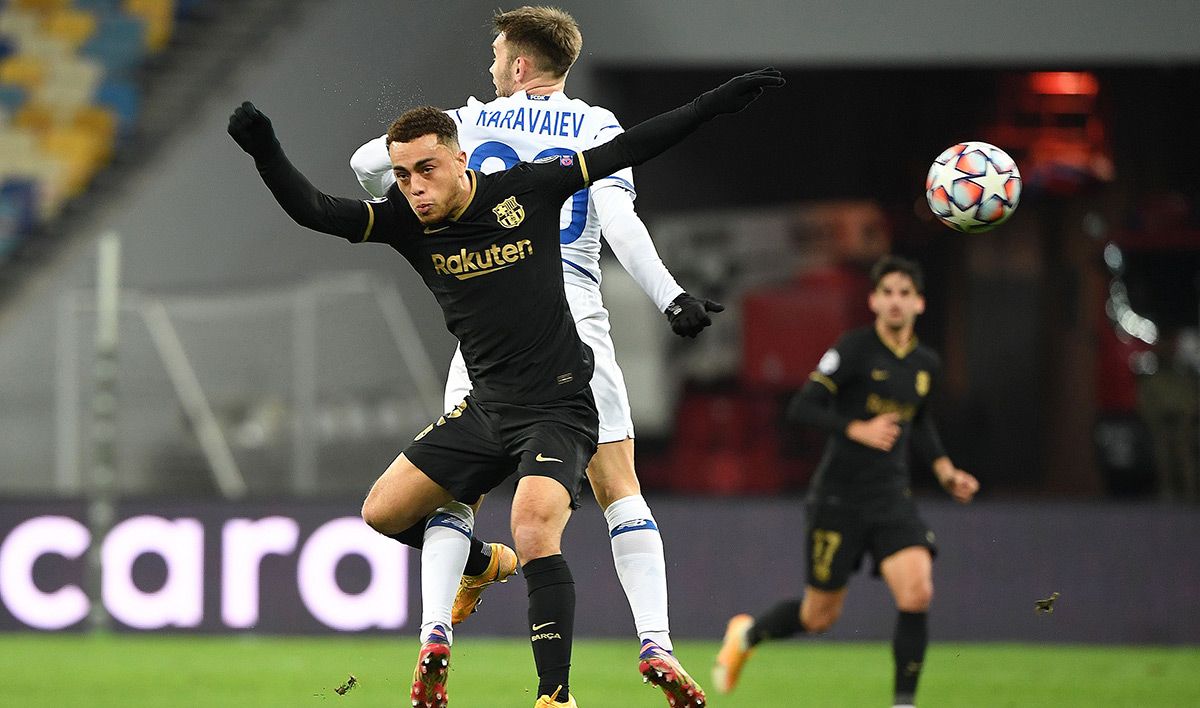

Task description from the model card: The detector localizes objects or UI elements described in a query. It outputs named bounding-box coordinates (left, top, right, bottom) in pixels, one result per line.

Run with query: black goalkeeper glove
left=227, top=101, right=282, bottom=161
left=693, top=67, right=785, bottom=120
left=665, top=292, right=725, bottom=338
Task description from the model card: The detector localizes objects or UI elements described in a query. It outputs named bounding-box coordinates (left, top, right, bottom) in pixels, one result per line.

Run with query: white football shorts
left=443, top=280, right=634, bottom=444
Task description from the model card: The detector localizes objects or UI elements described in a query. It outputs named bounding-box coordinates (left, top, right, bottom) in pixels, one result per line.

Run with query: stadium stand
left=0, top=0, right=204, bottom=259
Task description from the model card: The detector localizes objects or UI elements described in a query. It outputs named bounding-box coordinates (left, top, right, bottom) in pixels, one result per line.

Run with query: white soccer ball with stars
left=925, top=141, right=1021, bottom=233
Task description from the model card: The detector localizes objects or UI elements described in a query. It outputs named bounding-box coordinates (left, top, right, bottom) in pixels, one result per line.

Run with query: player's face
left=389, top=134, right=469, bottom=224
left=869, top=271, right=925, bottom=331
left=490, top=34, right=518, bottom=97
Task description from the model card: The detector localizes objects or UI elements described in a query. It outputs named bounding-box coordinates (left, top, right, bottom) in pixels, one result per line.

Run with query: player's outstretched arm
left=229, top=102, right=372, bottom=241
left=349, top=134, right=394, bottom=199
left=583, top=68, right=785, bottom=179
left=592, top=186, right=723, bottom=336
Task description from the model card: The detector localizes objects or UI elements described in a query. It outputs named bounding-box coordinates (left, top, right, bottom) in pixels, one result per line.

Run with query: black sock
left=463, top=537, right=492, bottom=576
left=893, top=611, right=928, bottom=705
left=385, top=520, right=426, bottom=549
left=748, top=599, right=804, bottom=646
left=524, top=554, right=574, bottom=701
left=387, top=520, right=491, bottom=577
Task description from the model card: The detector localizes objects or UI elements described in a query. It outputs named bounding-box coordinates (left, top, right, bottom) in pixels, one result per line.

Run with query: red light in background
left=1030, top=71, right=1099, bottom=96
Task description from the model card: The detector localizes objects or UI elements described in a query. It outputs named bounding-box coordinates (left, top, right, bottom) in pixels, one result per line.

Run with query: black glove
left=665, top=292, right=725, bottom=338
left=227, top=101, right=281, bottom=160
left=693, top=67, right=785, bottom=120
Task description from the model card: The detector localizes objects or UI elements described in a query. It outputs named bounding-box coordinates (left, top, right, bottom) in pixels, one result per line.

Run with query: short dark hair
left=493, top=6, right=582, bottom=77
left=386, top=106, right=459, bottom=150
left=870, top=255, right=925, bottom=294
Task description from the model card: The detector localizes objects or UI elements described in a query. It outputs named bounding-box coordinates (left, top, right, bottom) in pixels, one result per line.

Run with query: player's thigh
left=362, top=452, right=455, bottom=534
left=574, top=306, right=636, bottom=445
left=805, top=503, right=867, bottom=592
left=510, top=474, right=574, bottom=563
left=443, top=345, right=471, bottom=412
left=503, top=390, right=599, bottom=512
left=586, top=438, right=639, bottom=509
left=879, top=546, right=934, bottom=611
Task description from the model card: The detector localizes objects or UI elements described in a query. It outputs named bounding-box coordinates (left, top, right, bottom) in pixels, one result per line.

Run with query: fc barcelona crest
left=915, top=370, right=930, bottom=396
left=493, top=196, right=525, bottom=228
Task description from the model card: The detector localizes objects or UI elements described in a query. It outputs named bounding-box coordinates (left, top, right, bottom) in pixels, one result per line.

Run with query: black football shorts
left=804, top=495, right=937, bottom=591
left=403, top=389, right=598, bottom=508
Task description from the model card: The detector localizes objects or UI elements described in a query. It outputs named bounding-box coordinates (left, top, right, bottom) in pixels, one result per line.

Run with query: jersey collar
left=448, top=170, right=477, bottom=222
left=874, top=323, right=919, bottom=359
left=512, top=89, right=568, bottom=102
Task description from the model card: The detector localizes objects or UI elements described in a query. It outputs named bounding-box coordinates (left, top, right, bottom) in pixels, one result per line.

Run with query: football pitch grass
left=4, top=634, right=1198, bottom=707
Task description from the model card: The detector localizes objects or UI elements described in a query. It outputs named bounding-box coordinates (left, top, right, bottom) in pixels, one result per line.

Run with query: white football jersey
left=360, top=91, right=635, bottom=289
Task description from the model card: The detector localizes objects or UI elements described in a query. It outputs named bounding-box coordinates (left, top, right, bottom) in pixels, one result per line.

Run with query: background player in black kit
left=712, top=256, right=979, bottom=708
left=228, top=68, right=783, bottom=708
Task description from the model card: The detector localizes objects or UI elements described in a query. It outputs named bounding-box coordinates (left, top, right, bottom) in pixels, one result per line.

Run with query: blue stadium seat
left=94, top=77, right=138, bottom=135
left=0, top=178, right=38, bottom=256
left=0, top=83, right=26, bottom=112
left=72, top=0, right=123, bottom=12
left=80, top=14, right=146, bottom=75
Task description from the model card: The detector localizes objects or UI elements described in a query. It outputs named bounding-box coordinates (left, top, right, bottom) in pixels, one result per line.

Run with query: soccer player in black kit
left=712, top=256, right=979, bottom=708
left=228, top=68, right=783, bottom=708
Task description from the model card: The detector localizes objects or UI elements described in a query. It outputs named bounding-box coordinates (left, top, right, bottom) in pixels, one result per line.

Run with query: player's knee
left=895, top=581, right=934, bottom=612
left=801, top=603, right=841, bottom=633
left=511, top=512, right=561, bottom=561
left=360, top=495, right=414, bottom=535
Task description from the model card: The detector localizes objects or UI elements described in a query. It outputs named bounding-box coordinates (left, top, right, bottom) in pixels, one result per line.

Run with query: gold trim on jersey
left=578, top=152, right=590, bottom=187
left=361, top=201, right=376, bottom=242
left=916, top=370, right=931, bottom=396
left=878, top=331, right=918, bottom=359
left=448, top=170, right=477, bottom=221
left=810, top=372, right=838, bottom=393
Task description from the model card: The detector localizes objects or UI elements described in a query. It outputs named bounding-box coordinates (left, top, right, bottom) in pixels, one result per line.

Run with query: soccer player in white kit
left=350, top=7, right=716, bottom=706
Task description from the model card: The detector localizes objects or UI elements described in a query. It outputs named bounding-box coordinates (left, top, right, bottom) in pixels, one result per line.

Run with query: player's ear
left=915, top=295, right=926, bottom=315
left=514, top=54, right=531, bottom=81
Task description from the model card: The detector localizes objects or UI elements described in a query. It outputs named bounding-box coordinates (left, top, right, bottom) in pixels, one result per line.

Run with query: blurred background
left=1, top=0, right=1198, bottom=646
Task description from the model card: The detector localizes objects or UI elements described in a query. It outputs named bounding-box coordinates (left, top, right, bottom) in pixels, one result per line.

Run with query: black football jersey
left=360, top=155, right=594, bottom=404
left=798, top=325, right=946, bottom=501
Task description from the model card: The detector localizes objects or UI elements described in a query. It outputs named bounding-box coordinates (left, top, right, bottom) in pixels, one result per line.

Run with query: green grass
left=2, top=634, right=1197, bottom=707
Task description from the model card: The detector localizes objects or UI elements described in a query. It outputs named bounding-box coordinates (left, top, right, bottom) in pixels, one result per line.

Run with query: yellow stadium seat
left=71, top=104, right=117, bottom=161
left=12, top=0, right=72, bottom=14
left=0, top=55, right=46, bottom=91
left=123, top=0, right=174, bottom=52
left=41, top=125, right=107, bottom=197
left=43, top=8, right=97, bottom=49
left=13, top=101, right=55, bottom=133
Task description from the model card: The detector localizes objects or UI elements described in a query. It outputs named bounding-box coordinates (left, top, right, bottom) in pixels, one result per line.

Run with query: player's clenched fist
left=693, top=67, right=786, bottom=119
left=665, top=292, right=725, bottom=338
left=228, top=101, right=280, bottom=160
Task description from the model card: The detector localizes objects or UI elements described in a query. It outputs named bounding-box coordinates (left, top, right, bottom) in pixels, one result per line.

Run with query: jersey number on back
left=468, top=141, right=587, bottom=245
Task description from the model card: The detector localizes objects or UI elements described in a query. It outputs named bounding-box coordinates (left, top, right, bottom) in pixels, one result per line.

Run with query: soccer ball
left=925, top=141, right=1022, bottom=233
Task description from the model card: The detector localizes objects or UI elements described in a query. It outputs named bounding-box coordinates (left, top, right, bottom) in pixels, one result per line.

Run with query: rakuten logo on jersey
left=0, top=512, right=407, bottom=633
left=431, top=239, right=533, bottom=280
